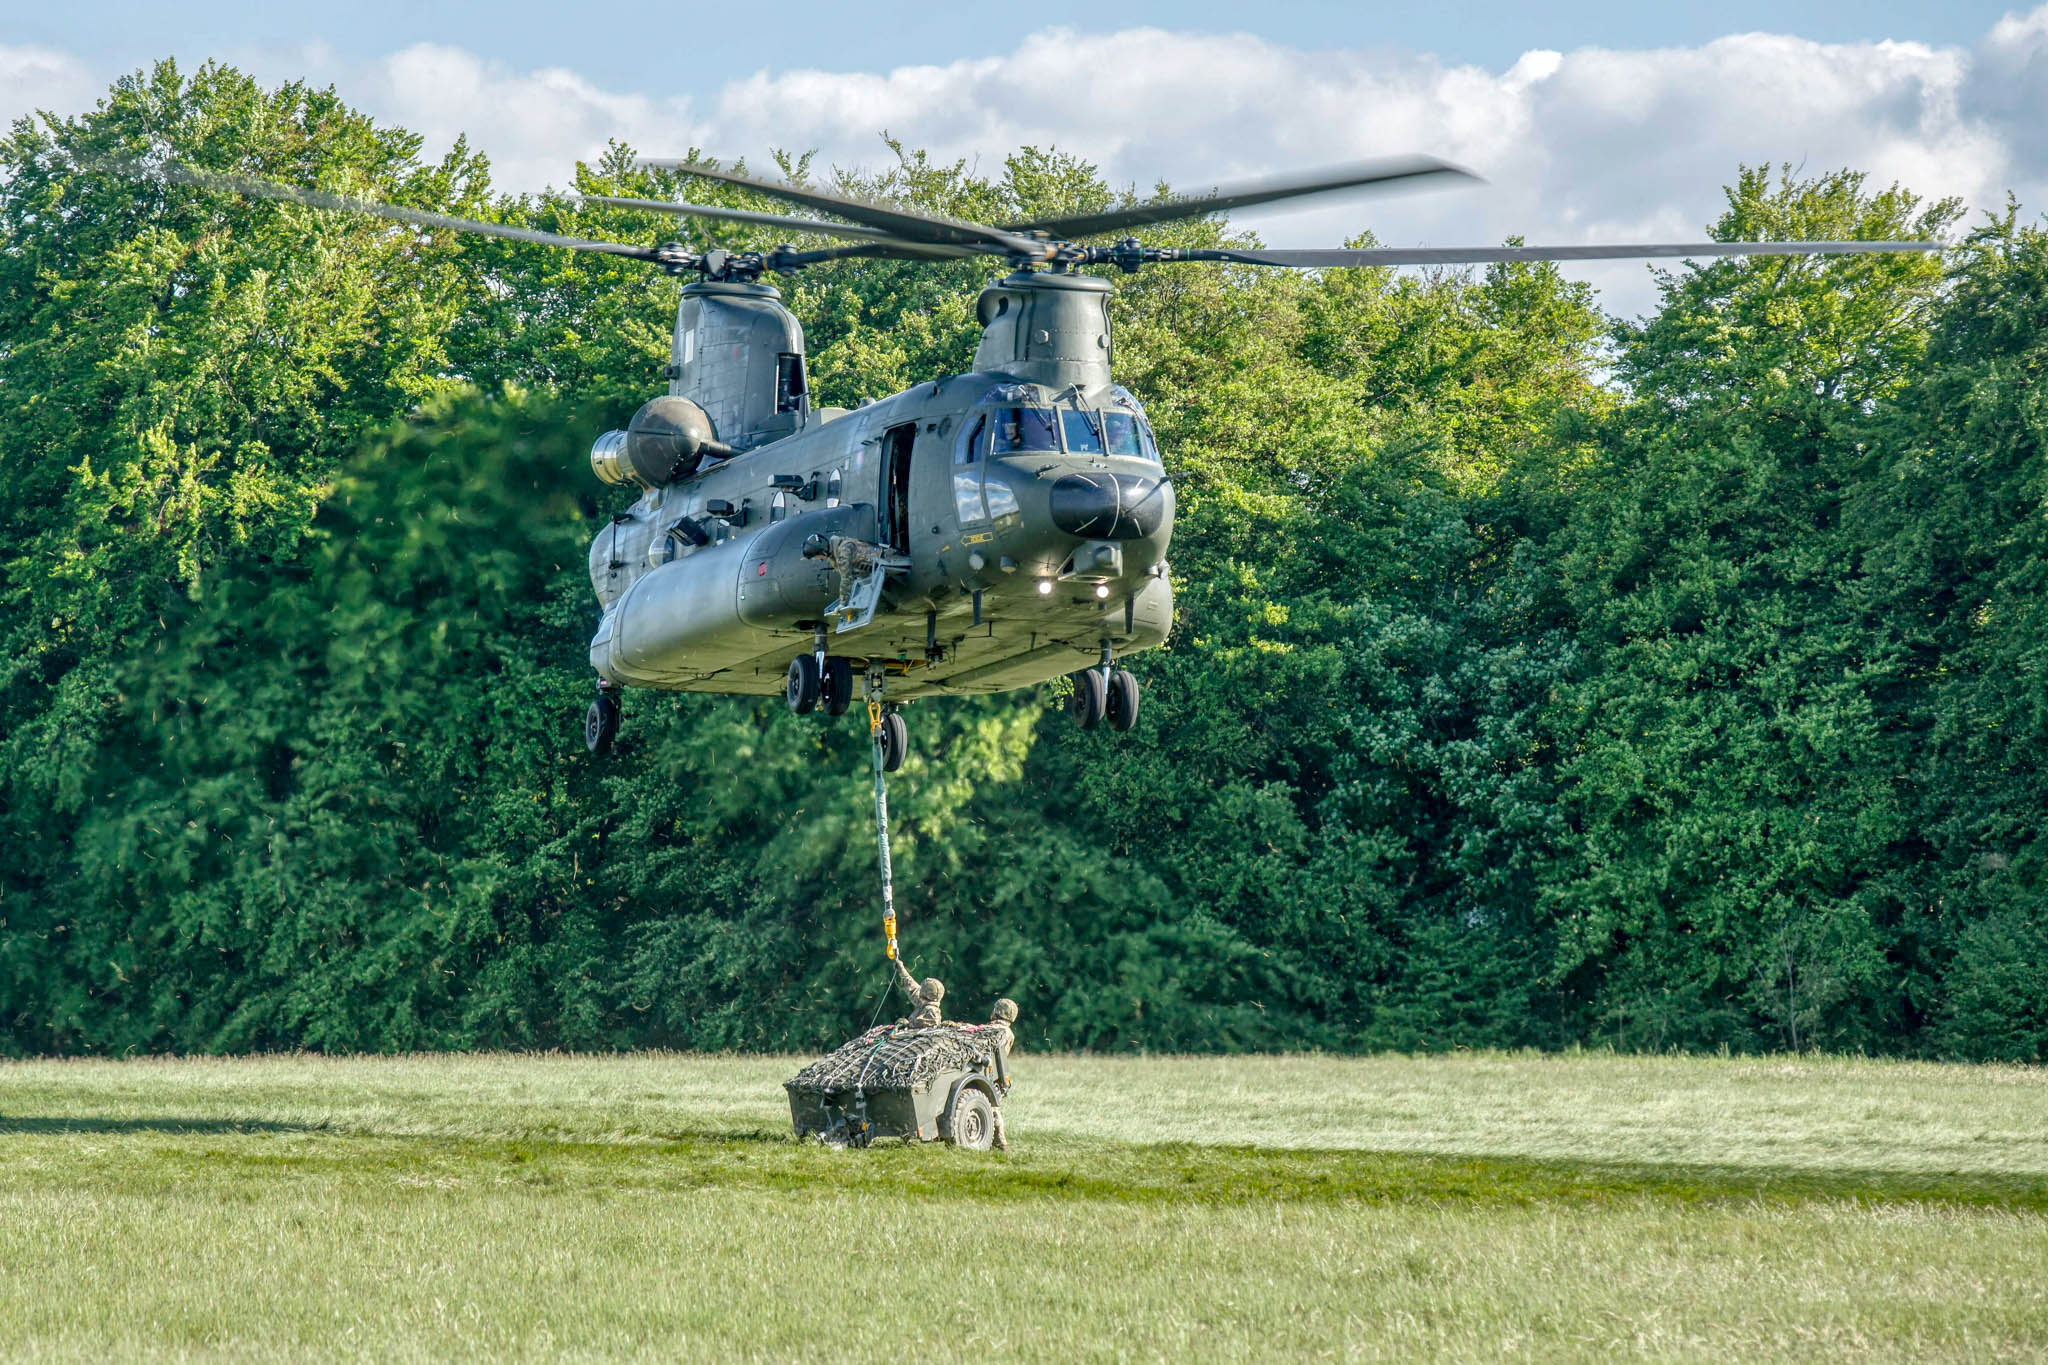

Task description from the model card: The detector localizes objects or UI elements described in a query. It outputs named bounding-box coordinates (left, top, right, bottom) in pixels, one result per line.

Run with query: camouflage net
left=786, top=1025, right=994, bottom=1095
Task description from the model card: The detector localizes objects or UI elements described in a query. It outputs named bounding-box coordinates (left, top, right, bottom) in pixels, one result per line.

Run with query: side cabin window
left=956, top=412, right=986, bottom=465
left=991, top=407, right=1059, bottom=453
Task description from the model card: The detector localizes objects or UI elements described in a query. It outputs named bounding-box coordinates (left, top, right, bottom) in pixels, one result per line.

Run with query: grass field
left=2, top=1051, right=2044, bottom=1361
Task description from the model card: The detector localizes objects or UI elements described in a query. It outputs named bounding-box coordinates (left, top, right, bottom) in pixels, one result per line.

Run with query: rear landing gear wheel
left=879, top=710, right=909, bottom=773
left=585, top=693, right=621, bottom=754
left=786, top=654, right=820, bottom=714
left=821, top=655, right=854, bottom=717
left=1106, top=668, right=1140, bottom=733
left=1068, top=669, right=1106, bottom=730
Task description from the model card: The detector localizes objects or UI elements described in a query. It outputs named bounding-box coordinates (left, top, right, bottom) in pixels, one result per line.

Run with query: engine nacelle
left=590, top=396, right=735, bottom=488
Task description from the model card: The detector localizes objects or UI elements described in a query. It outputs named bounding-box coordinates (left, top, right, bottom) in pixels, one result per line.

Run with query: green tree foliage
left=1541, top=170, right=1961, bottom=1052
left=3, top=67, right=2042, bottom=1059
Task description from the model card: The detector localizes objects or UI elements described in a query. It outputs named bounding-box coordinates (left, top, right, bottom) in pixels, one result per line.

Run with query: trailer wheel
left=942, top=1087, right=995, bottom=1151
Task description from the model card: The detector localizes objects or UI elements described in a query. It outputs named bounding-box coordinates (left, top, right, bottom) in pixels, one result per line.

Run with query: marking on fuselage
left=962, top=531, right=994, bottom=546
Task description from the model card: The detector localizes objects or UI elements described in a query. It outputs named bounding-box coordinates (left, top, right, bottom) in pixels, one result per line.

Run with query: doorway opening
left=882, top=422, right=916, bottom=552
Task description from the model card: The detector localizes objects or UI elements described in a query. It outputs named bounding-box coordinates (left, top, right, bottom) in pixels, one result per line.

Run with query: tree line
left=3, top=63, right=2043, bottom=1059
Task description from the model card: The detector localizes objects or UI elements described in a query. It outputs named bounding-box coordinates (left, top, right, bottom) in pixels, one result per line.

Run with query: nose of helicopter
left=981, top=457, right=1174, bottom=580
left=1047, top=472, right=1171, bottom=541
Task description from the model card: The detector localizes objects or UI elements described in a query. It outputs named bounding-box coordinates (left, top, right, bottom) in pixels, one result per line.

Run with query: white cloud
left=350, top=44, right=701, bottom=195
left=15, top=13, right=2048, bottom=316
left=0, top=45, right=101, bottom=136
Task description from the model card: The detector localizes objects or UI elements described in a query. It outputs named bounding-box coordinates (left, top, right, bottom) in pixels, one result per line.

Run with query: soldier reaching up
left=889, top=957, right=945, bottom=1030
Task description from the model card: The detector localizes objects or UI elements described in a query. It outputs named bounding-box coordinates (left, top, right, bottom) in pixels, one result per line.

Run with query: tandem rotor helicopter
left=127, top=153, right=1943, bottom=772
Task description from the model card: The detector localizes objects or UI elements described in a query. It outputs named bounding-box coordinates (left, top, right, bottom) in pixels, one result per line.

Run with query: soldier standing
left=889, top=957, right=945, bottom=1029
left=980, top=998, right=1019, bottom=1151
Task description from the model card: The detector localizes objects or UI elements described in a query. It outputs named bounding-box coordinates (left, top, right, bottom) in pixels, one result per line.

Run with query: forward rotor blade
left=1008, top=156, right=1476, bottom=239
left=1195, top=240, right=1947, bottom=268
left=110, top=161, right=664, bottom=262
left=641, top=159, right=1041, bottom=256
left=579, top=193, right=924, bottom=244
left=773, top=239, right=983, bottom=268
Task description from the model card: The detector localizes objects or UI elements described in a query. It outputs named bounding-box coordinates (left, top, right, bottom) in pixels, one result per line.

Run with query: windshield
left=1101, top=412, right=1142, bottom=458
left=991, top=407, right=1059, bottom=453
left=1061, top=409, right=1104, bottom=454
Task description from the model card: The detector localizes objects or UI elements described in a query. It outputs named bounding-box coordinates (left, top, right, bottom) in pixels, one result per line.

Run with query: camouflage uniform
left=890, top=958, right=944, bottom=1029
left=829, top=535, right=884, bottom=607
left=981, top=998, right=1019, bottom=1151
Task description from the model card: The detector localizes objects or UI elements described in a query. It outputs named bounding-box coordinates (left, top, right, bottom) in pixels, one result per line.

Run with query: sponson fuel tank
left=590, top=504, right=868, bottom=688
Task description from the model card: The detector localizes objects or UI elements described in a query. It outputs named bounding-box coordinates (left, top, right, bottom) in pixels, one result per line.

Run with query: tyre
left=1068, top=668, right=1106, bottom=730
left=584, top=695, right=621, bottom=754
left=880, top=710, right=909, bottom=772
left=821, top=655, right=854, bottom=717
left=585, top=699, right=621, bottom=754
left=785, top=654, right=821, bottom=714
left=1106, top=668, right=1141, bottom=732
left=942, top=1086, right=996, bottom=1151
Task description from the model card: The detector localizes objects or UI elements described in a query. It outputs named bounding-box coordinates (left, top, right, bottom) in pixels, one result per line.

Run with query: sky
left=3, top=2, right=2041, bottom=316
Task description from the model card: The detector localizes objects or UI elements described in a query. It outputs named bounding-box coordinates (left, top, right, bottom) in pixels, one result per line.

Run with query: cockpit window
left=991, top=407, right=1059, bottom=452
left=1060, top=409, right=1104, bottom=454
left=1102, top=411, right=1143, bottom=458
left=1138, top=419, right=1161, bottom=464
left=956, top=413, right=986, bottom=465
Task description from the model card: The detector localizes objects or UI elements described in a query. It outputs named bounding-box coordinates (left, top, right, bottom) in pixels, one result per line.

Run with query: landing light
left=1094, top=584, right=1111, bottom=599
left=1036, top=579, right=1054, bottom=596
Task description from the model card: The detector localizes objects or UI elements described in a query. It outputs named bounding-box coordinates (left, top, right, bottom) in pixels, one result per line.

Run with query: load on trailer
left=786, top=1024, right=1010, bottom=1149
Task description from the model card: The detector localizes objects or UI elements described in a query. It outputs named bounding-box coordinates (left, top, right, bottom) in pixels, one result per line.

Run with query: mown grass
left=2, top=1051, right=2044, bottom=1361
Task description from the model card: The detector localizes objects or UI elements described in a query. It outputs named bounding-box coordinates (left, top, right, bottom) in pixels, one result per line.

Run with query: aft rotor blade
left=1008, top=156, right=1476, bottom=239
left=112, top=161, right=665, bottom=262
left=1194, top=240, right=1947, bottom=268
left=579, top=193, right=926, bottom=245
left=641, top=159, right=1041, bottom=256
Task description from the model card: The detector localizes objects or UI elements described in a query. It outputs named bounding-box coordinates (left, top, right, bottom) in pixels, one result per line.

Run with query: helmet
left=921, top=978, right=945, bottom=1002
left=991, top=998, right=1018, bottom=1023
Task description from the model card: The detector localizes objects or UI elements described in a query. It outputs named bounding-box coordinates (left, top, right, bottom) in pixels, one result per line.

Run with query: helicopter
left=121, top=154, right=1944, bottom=771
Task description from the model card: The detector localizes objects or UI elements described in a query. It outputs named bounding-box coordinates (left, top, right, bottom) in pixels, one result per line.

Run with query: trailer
left=785, top=1024, right=1009, bottom=1150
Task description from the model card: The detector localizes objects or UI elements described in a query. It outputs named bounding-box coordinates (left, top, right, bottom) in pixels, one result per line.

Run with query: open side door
left=881, top=421, right=916, bottom=553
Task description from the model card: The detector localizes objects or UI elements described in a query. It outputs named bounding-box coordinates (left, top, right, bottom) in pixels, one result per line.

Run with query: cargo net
left=786, top=1024, right=994, bottom=1095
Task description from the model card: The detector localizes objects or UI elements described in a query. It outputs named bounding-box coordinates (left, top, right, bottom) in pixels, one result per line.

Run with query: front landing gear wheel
left=879, top=710, right=908, bottom=773
left=1106, top=668, right=1140, bottom=733
left=1069, top=669, right=1106, bottom=730
left=585, top=694, right=621, bottom=754
left=821, top=656, right=854, bottom=717
left=786, top=654, right=821, bottom=714
left=942, top=1087, right=995, bottom=1151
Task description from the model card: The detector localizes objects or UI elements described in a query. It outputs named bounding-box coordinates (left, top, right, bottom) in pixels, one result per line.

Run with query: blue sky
left=4, top=2, right=2040, bottom=314
left=10, top=1, right=2010, bottom=89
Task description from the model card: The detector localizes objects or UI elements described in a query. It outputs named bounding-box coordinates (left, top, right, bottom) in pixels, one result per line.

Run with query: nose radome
left=1048, top=473, right=1169, bottom=541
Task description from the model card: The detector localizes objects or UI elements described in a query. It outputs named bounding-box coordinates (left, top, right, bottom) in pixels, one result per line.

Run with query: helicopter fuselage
left=586, top=270, right=1174, bottom=701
